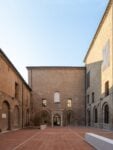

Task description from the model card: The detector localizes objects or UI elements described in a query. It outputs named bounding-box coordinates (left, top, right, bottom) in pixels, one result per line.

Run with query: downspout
left=22, top=83, right=24, bottom=128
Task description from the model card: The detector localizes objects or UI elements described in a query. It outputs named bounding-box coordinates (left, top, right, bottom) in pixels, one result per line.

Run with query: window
left=15, top=82, right=19, bottom=99
left=102, top=40, right=110, bottom=71
left=92, top=92, right=95, bottom=103
left=105, top=81, right=109, bottom=96
left=86, top=72, right=90, bottom=88
left=42, top=99, right=47, bottom=107
left=54, top=92, right=60, bottom=103
left=67, top=99, right=72, bottom=107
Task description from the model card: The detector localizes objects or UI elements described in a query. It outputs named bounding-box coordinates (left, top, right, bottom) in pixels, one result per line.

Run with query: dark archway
left=26, top=109, right=29, bottom=126
left=87, top=110, right=90, bottom=126
left=2, top=101, right=10, bottom=131
left=93, top=107, right=98, bottom=123
left=53, top=114, right=61, bottom=126
left=103, top=103, right=109, bottom=124
left=13, top=106, right=19, bottom=128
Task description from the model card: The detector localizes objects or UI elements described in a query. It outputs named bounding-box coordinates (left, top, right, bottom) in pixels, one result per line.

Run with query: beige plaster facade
left=84, top=0, right=113, bottom=130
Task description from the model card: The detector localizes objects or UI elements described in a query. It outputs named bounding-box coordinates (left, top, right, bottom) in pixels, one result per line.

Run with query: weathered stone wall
left=27, top=67, right=86, bottom=126
left=0, top=50, right=31, bottom=131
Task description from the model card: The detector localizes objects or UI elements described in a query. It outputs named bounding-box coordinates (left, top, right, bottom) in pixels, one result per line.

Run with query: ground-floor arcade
left=0, top=91, right=30, bottom=132
left=32, top=108, right=83, bottom=127
left=86, top=98, right=113, bottom=130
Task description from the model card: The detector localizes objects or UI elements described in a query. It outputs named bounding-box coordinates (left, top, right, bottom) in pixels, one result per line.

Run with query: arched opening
left=87, top=110, right=90, bottom=126
left=2, top=101, right=10, bottom=131
left=53, top=114, right=61, bottom=126
left=103, top=104, right=109, bottom=124
left=13, top=106, right=19, bottom=128
left=93, top=107, right=98, bottom=123
left=26, top=109, right=29, bottom=126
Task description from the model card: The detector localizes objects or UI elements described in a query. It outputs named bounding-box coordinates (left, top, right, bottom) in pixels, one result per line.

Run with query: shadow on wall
left=86, top=61, right=113, bottom=129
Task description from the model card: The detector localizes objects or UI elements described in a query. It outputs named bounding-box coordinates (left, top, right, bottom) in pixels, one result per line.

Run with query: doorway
left=53, top=114, right=61, bottom=126
left=2, top=101, right=10, bottom=131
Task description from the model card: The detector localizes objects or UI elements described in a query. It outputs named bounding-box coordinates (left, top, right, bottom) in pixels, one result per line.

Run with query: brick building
left=1, top=0, right=113, bottom=131
left=0, top=49, right=31, bottom=131
left=27, top=67, right=86, bottom=127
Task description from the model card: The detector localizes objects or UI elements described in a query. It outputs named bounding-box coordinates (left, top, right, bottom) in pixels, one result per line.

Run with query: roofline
left=0, top=49, right=31, bottom=91
left=84, top=0, right=112, bottom=62
left=27, top=66, right=85, bottom=70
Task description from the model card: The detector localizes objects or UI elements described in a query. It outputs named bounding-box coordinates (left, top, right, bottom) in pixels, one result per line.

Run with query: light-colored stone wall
left=85, top=1, right=113, bottom=130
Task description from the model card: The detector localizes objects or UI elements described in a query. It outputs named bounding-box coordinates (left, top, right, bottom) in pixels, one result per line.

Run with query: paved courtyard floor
left=0, top=127, right=113, bottom=150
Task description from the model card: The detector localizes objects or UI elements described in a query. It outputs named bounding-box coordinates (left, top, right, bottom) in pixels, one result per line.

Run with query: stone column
left=52, top=112, right=53, bottom=127
left=61, top=112, right=63, bottom=127
left=9, top=108, right=13, bottom=130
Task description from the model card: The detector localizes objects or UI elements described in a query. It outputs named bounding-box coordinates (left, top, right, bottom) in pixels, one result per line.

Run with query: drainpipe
left=22, top=83, right=24, bottom=128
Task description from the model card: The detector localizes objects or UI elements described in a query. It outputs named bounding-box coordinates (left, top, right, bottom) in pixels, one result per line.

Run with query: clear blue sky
left=0, top=0, right=109, bottom=82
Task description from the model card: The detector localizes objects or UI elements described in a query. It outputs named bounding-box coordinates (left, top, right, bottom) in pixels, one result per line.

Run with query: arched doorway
left=93, top=107, right=98, bottom=123
left=13, top=106, right=19, bottom=128
left=2, top=101, right=10, bottom=131
left=53, top=114, right=61, bottom=126
left=87, top=110, right=90, bottom=126
left=103, top=103, right=109, bottom=124
left=26, top=109, right=29, bottom=126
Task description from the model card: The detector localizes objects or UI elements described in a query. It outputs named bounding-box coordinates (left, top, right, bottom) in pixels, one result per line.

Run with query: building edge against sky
left=0, top=0, right=113, bottom=131
left=84, top=0, right=113, bottom=130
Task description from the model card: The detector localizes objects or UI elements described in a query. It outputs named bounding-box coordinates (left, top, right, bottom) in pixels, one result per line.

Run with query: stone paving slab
left=0, top=127, right=113, bottom=150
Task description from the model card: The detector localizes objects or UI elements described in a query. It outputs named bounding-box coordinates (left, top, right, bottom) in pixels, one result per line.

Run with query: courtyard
left=0, top=127, right=113, bottom=150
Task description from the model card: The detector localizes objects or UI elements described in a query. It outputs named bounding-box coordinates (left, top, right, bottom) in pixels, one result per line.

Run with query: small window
left=67, top=99, right=72, bottom=107
left=92, top=92, right=95, bottom=103
left=54, top=92, right=60, bottom=103
left=42, top=99, right=47, bottom=107
left=105, top=81, right=109, bottom=96
left=15, top=82, right=19, bottom=99
left=86, top=72, right=90, bottom=88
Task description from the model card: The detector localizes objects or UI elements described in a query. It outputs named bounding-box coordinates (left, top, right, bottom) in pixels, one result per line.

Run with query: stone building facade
left=1, top=0, right=113, bottom=131
left=27, top=67, right=86, bottom=127
left=0, top=49, right=31, bottom=131
left=84, top=0, right=113, bottom=130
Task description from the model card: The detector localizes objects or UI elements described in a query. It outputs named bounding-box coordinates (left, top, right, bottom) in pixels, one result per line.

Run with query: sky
left=0, top=0, right=109, bottom=82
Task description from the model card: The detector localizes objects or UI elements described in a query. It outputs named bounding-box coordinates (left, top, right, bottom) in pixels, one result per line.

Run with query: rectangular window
left=42, top=99, right=47, bottom=107
left=54, top=92, right=60, bottom=103
left=92, top=92, right=95, bottom=103
left=86, top=72, right=90, bottom=89
left=102, top=40, right=110, bottom=71
left=15, top=82, right=19, bottom=99
left=67, top=99, right=72, bottom=107
left=105, top=81, right=109, bottom=96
